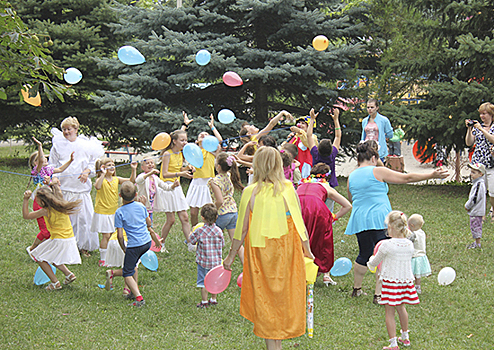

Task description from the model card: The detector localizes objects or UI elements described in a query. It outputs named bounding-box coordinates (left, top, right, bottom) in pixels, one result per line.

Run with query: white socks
left=389, top=337, right=398, bottom=347
left=401, top=330, right=409, bottom=340
left=99, top=248, right=107, bottom=261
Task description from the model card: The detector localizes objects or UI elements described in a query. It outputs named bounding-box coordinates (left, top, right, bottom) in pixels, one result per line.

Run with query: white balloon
left=437, top=267, right=456, bottom=286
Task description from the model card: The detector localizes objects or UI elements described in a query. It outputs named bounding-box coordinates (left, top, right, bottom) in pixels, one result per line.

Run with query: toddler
left=465, top=163, right=486, bottom=249
left=407, top=214, right=431, bottom=294
left=189, top=203, right=224, bottom=308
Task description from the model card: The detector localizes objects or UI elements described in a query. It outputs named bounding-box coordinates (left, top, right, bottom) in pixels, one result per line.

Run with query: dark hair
left=367, top=98, right=379, bottom=106
left=216, top=152, right=244, bottom=191
left=120, top=181, right=137, bottom=201
left=356, top=141, right=379, bottom=163
left=239, top=123, right=250, bottom=145
left=318, top=139, right=333, bottom=157
left=280, top=150, right=293, bottom=168
left=282, top=143, right=298, bottom=158
left=258, top=135, right=277, bottom=148
left=201, top=203, right=218, bottom=225
left=310, top=162, right=330, bottom=176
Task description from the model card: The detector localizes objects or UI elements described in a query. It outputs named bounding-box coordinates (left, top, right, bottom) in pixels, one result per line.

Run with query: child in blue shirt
left=105, top=181, right=161, bottom=307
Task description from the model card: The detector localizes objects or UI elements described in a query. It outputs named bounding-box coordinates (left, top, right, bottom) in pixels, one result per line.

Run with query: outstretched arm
left=32, top=137, right=44, bottom=174
left=307, top=108, right=319, bottom=150
left=54, top=152, right=74, bottom=174
left=331, top=108, right=341, bottom=150
left=181, top=111, right=193, bottom=131
left=258, top=110, right=293, bottom=136
left=118, top=161, right=138, bottom=184
left=23, top=190, right=47, bottom=220
left=373, top=166, right=448, bottom=184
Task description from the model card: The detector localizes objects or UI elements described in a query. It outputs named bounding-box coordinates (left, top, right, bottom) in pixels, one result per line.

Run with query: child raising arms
left=91, top=158, right=138, bottom=266
left=208, top=153, right=245, bottom=264
left=368, top=211, right=419, bottom=350
left=23, top=178, right=81, bottom=290
left=27, top=137, right=74, bottom=254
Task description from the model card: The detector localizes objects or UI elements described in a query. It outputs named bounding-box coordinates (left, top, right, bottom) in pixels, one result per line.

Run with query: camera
left=467, top=120, right=478, bottom=127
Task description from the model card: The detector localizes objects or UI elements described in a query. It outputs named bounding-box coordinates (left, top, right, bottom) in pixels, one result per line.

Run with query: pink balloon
left=204, top=265, right=232, bottom=294
left=150, top=234, right=162, bottom=252
left=237, top=272, right=243, bottom=288
left=374, top=240, right=384, bottom=270
left=223, top=71, right=243, bottom=87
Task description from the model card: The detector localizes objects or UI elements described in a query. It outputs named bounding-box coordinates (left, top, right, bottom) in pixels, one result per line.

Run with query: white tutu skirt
left=63, top=191, right=99, bottom=251
left=411, top=255, right=432, bottom=278
left=31, top=237, right=82, bottom=265
left=185, top=178, right=213, bottom=208
left=159, top=185, right=189, bottom=212
left=91, top=213, right=115, bottom=233
left=105, top=240, right=125, bottom=268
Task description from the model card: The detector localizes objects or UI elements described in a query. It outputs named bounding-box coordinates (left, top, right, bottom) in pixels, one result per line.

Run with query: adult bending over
left=49, top=116, right=104, bottom=256
left=223, top=146, right=314, bottom=350
left=344, top=141, right=447, bottom=303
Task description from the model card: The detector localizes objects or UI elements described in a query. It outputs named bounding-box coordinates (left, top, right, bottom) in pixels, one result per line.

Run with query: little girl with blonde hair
left=91, top=158, right=137, bottom=266
left=368, top=211, right=419, bottom=350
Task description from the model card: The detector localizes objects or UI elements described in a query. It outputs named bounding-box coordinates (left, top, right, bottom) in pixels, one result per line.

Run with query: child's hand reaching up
left=32, top=136, right=42, bottom=146
left=130, top=161, right=138, bottom=170
left=24, top=190, right=32, bottom=200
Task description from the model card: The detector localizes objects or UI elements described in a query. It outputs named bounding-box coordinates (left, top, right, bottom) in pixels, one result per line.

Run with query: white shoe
left=26, top=246, right=35, bottom=262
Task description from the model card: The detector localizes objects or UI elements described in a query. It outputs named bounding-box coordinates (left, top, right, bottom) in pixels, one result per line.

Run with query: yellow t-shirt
left=109, top=229, right=127, bottom=241
left=160, top=151, right=183, bottom=182
left=45, top=209, right=74, bottom=240
left=194, top=149, right=215, bottom=178
left=94, top=177, right=119, bottom=215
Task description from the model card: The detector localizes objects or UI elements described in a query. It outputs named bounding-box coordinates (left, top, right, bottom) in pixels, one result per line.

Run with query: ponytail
left=216, top=152, right=244, bottom=191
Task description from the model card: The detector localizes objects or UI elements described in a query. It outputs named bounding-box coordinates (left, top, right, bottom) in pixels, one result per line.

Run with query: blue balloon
left=218, top=109, right=235, bottom=124
left=183, top=143, right=204, bottom=168
left=195, top=49, right=211, bottom=66
left=330, top=257, right=353, bottom=277
left=33, top=264, right=56, bottom=285
left=118, top=45, right=146, bottom=65
left=141, top=250, right=158, bottom=272
left=202, top=135, right=219, bottom=153
left=64, top=67, right=83, bottom=84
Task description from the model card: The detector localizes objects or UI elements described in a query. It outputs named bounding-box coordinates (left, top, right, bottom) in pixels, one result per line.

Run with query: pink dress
left=297, top=182, right=334, bottom=273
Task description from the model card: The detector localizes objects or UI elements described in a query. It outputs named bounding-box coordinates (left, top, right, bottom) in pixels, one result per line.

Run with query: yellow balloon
left=151, top=132, right=171, bottom=150
left=312, top=35, right=329, bottom=51
left=21, top=85, right=41, bottom=107
left=369, top=266, right=377, bottom=274
left=192, top=222, right=204, bottom=232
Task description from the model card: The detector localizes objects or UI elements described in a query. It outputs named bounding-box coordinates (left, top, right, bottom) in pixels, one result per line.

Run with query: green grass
left=0, top=162, right=493, bottom=349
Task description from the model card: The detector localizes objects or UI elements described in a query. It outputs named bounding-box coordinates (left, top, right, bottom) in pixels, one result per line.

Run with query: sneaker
left=125, top=291, right=135, bottom=300
left=415, top=285, right=422, bottom=294
left=197, top=302, right=209, bottom=308
left=351, top=288, right=367, bottom=297
left=26, top=246, right=35, bottom=262
left=129, top=299, right=145, bottom=307
left=382, top=346, right=399, bottom=350
left=98, top=260, right=106, bottom=267
left=208, top=300, right=218, bottom=306
left=160, top=244, right=169, bottom=253
left=398, top=337, right=410, bottom=346
left=373, top=295, right=381, bottom=304
left=467, top=242, right=480, bottom=249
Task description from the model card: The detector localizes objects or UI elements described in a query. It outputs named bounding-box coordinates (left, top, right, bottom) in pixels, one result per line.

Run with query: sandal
left=373, top=294, right=382, bottom=304
left=105, top=270, right=113, bottom=291
left=46, top=281, right=62, bottom=291
left=123, top=288, right=131, bottom=297
left=323, top=275, right=337, bottom=286
left=63, top=273, right=76, bottom=285
left=81, top=249, right=91, bottom=257
left=351, top=287, right=367, bottom=297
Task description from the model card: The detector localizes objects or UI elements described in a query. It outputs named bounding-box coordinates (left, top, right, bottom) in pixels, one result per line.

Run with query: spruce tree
left=94, top=0, right=365, bottom=148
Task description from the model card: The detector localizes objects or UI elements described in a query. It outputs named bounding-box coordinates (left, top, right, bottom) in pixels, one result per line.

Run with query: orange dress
left=236, top=183, right=307, bottom=340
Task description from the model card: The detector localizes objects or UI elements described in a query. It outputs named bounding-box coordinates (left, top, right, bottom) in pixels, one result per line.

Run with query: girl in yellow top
left=22, top=178, right=82, bottom=291
left=185, top=113, right=223, bottom=227
left=91, top=158, right=137, bottom=266
left=223, top=147, right=314, bottom=350
left=159, top=129, right=194, bottom=252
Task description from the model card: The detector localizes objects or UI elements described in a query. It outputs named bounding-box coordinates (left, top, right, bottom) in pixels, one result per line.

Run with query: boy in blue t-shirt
left=105, top=181, right=161, bottom=307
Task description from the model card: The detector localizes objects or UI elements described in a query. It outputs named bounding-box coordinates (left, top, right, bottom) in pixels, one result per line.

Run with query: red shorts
left=34, top=199, right=50, bottom=241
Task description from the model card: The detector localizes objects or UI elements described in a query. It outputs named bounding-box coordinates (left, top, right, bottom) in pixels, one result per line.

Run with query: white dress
left=49, top=128, right=104, bottom=251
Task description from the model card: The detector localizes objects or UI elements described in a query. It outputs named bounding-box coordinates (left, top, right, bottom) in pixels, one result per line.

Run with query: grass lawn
left=0, top=160, right=493, bottom=349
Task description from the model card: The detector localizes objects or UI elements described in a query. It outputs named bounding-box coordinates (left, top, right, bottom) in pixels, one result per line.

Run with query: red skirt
left=379, top=279, right=420, bottom=306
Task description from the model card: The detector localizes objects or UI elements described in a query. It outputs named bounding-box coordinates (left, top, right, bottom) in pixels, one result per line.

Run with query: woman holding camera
left=465, top=102, right=494, bottom=221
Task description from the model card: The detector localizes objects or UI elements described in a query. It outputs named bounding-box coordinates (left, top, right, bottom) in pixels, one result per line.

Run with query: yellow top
left=45, top=209, right=74, bottom=240
left=94, top=177, right=119, bottom=215
left=109, top=229, right=127, bottom=241
left=251, top=135, right=259, bottom=152
left=295, top=130, right=318, bottom=147
left=160, top=150, right=183, bottom=182
left=234, top=182, right=307, bottom=247
left=194, top=149, right=215, bottom=178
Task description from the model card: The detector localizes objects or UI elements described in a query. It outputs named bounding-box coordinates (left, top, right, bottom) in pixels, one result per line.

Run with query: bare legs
left=353, top=262, right=367, bottom=289
left=265, top=339, right=282, bottom=350
left=161, top=211, right=191, bottom=246
left=385, top=304, right=409, bottom=340
left=190, top=207, right=200, bottom=228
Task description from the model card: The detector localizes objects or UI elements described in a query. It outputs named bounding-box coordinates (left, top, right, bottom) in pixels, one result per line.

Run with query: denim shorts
left=196, top=264, right=212, bottom=288
left=123, top=241, right=151, bottom=277
left=215, top=212, right=238, bottom=230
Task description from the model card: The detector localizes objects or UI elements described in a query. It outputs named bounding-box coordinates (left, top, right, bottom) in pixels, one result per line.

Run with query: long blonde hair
left=252, top=146, right=289, bottom=196
left=36, top=186, right=81, bottom=215
left=95, top=158, right=116, bottom=178
left=385, top=210, right=410, bottom=238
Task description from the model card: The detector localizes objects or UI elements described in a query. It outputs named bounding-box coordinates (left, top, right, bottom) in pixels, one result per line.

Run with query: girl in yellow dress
left=223, top=146, right=314, bottom=350
left=91, top=158, right=137, bottom=266
left=159, top=129, right=195, bottom=252
left=22, top=178, right=82, bottom=290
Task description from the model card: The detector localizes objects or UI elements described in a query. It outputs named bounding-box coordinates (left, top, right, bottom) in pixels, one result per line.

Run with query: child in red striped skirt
left=368, top=211, right=419, bottom=350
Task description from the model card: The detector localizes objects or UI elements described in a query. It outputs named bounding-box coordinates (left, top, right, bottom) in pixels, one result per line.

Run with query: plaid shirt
left=189, top=223, right=224, bottom=269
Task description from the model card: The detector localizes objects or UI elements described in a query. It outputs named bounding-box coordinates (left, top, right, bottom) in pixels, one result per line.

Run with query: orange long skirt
left=240, top=216, right=306, bottom=340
